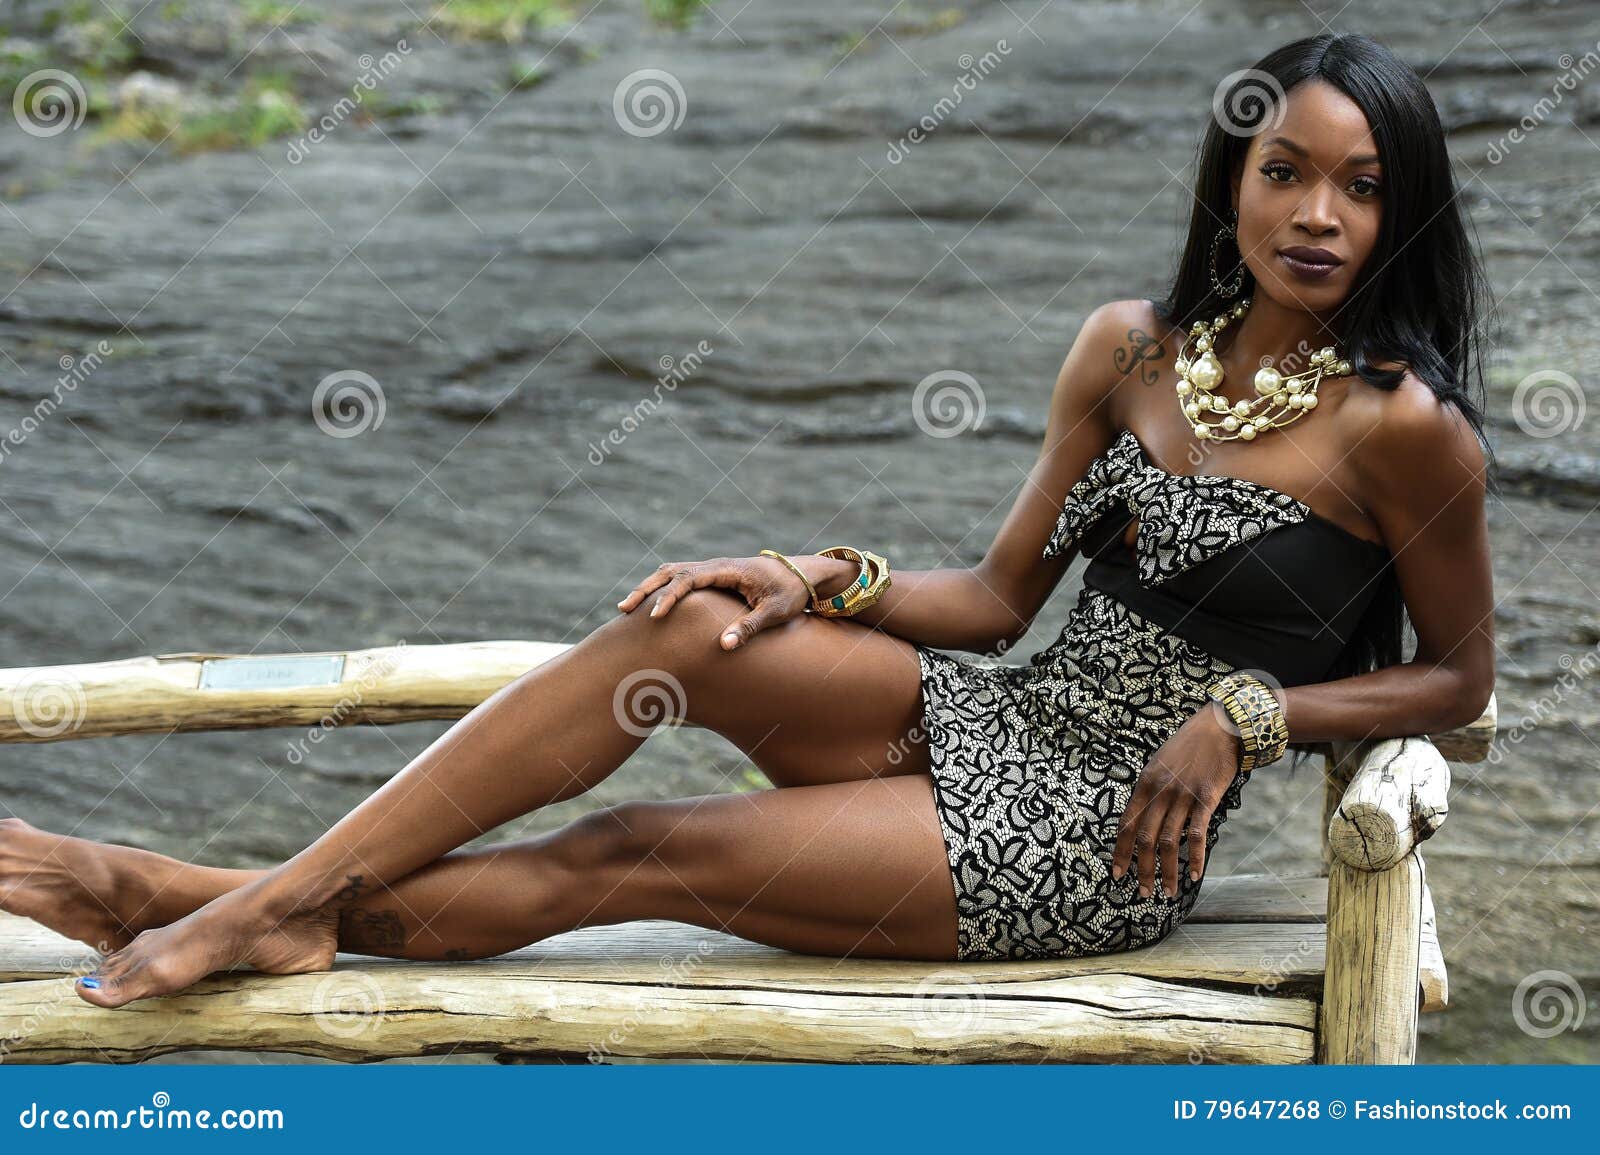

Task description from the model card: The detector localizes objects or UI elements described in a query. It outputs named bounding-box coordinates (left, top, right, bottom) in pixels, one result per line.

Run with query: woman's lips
left=1278, top=249, right=1343, bottom=281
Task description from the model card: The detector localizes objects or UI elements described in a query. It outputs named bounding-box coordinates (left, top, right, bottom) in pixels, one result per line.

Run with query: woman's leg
left=60, top=586, right=944, bottom=1005
left=3, top=772, right=960, bottom=963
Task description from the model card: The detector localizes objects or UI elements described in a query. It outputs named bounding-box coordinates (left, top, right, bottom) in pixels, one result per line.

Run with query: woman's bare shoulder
left=1052, top=298, right=1182, bottom=413
left=1343, top=363, right=1488, bottom=519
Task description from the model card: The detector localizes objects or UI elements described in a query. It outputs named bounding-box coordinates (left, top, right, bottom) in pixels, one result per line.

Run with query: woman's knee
left=547, top=801, right=685, bottom=921
left=618, top=587, right=749, bottom=663
left=555, top=800, right=668, bottom=873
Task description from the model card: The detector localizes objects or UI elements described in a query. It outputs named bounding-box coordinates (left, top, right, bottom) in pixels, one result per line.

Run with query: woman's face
left=1231, top=79, right=1383, bottom=315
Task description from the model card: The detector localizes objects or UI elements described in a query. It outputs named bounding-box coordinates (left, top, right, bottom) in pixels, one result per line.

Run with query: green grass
left=506, top=60, right=549, bottom=90
left=103, top=72, right=307, bottom=154
left=431, top=0, right=575, bottom=42
left=433, top=0, right=713, bottom=41
left=241, top=1, right=323, bottom=26
left=645, top=0, right=711, bottom=28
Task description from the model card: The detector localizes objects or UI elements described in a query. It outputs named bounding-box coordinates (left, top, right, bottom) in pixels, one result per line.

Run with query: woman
left=4, top=31, right=1496, bottom=1005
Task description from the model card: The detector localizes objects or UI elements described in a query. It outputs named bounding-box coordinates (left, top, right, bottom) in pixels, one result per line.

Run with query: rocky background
left=2, top=0, right=1598, bottom=1063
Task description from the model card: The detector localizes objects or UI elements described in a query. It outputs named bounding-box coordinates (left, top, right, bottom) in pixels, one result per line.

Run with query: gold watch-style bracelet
left=1204, top=672, right=1289, bottom=776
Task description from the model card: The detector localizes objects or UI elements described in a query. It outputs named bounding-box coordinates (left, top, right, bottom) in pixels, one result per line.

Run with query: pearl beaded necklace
left=1175, top=297, right=1354, bottom=442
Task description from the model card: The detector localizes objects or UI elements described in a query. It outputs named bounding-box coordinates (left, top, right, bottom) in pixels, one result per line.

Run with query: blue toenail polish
left=78, top=976, right=101, bottom=989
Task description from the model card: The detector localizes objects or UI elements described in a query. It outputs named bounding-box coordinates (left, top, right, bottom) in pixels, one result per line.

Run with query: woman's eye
left=1261, top=163, right=1294, bottom=183
left=1351, top=176, right=1382, bottom=196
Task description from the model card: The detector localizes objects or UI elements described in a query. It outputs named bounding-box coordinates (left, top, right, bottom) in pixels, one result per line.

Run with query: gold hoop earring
left=1209, top=209, right=1244, bottom=299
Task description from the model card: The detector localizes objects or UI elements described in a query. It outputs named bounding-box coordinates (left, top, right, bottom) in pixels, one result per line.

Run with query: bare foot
left=74, top=881, right=340, bottom=1009
left=0, top=817, right=143, bottom=951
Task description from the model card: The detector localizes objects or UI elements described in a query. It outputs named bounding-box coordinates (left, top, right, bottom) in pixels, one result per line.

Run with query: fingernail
left=1189, top=869, right=1200, bottom=881
left=78, top=976, right=100, bottom=989
left=1110, top=866, right=1121, bottom=880
left=722, top=633, right=739, bottom=648
left=1139, top=885, right=1151, bottom=897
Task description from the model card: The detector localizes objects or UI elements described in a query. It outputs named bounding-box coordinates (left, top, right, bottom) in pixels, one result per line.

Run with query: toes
left=76, top=957, right=171, bottom=1008
left=74, top=972, right=122, bottom=1007
left=73, top=935, right=151, bottom=1007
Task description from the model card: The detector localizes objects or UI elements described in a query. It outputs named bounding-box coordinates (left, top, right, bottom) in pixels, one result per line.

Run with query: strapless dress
left=912, top=426, right=1393, bottom=960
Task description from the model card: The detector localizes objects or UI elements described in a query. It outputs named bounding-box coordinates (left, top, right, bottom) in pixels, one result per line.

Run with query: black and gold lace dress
left=913, top=426, right=1393, bottom=961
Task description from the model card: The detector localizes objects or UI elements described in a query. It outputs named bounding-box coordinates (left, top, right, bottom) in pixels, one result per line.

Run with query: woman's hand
left=617, top=554, right=851, bottom=650
left=1110, top=701, right=1244, bottom=898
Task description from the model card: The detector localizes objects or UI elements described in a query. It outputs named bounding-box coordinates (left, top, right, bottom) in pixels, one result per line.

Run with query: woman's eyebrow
left=1262, top=134, right=1381, bottom=167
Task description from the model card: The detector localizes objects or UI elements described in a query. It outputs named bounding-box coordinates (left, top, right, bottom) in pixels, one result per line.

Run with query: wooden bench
left=0, top=643, right=1496, bottom=1064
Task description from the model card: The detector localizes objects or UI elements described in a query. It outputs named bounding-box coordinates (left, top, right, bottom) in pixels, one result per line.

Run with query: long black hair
left=1154, top=32, right=1500, bottom=770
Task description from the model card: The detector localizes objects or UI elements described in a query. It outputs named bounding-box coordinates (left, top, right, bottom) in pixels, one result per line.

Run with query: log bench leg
left=1317, top=853, right=1423, bottom=1064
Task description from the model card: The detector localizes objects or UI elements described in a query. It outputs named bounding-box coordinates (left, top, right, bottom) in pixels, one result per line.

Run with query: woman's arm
left=786, top=301, right=1149, bottom=654
left=1275, top=378, right=1497, bottom=741
left=1112, top=380, right=1496, bottom=899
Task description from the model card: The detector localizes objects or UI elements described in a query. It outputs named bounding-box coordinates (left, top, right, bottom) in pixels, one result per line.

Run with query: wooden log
left=1325, top=735, right=1452, bottom=872
left=1430, top=690, right=1497, bottom=763
left=1319, top=696, right=1494, bottom=873
left=0, top=641, right=571, bottom=744
left=1417, top=853, right=1448, bottom=1013
left=0, top=912, right=1317, bottom=1065
left=0, top=646, right=1498, bottom=752
left=0, top=873, right=1329, bottom=985
left=1318, top=854, right=1423, bottom=1064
